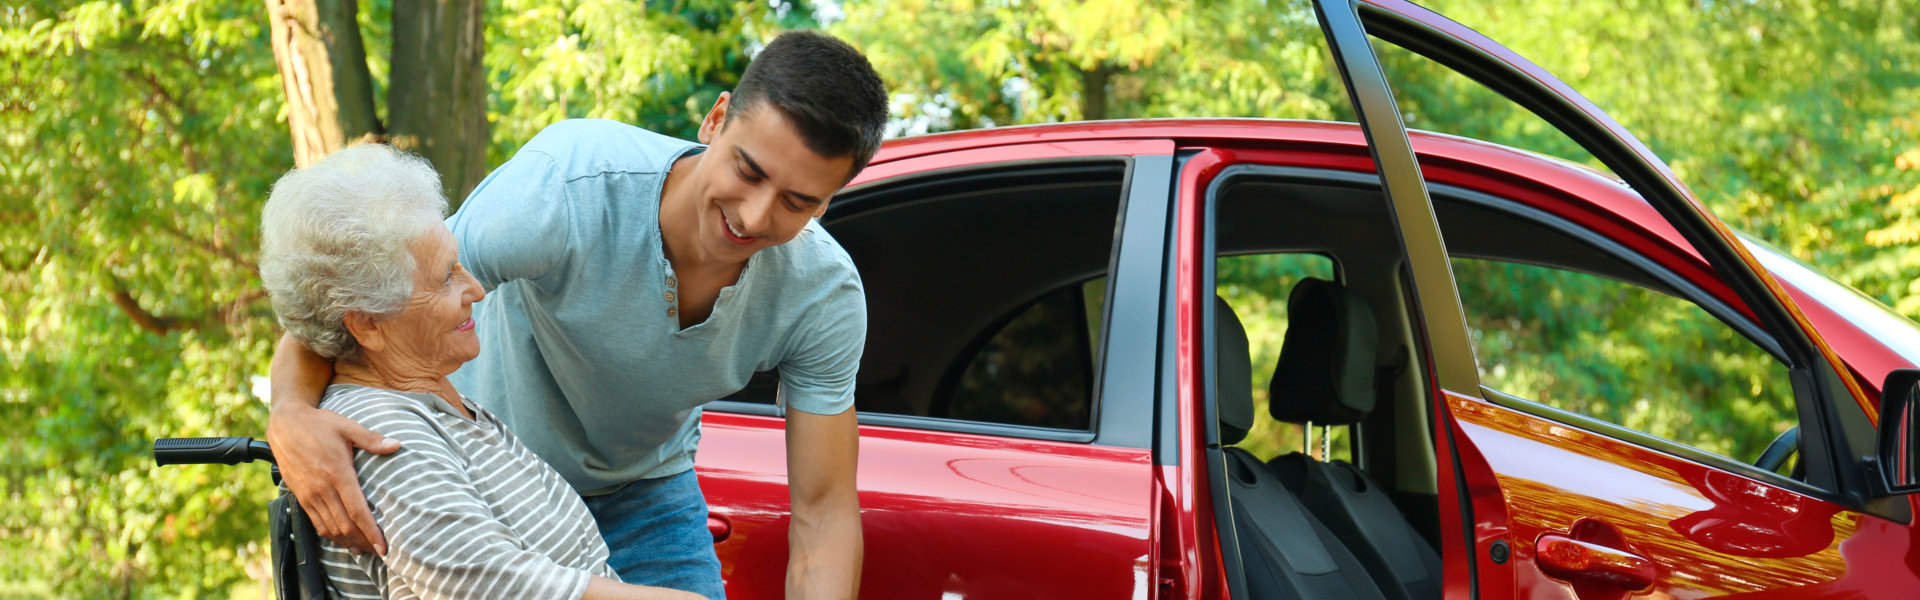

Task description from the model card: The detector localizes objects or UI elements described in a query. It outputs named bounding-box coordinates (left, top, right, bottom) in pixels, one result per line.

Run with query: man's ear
left=698, top=91, right=732, bottom=145
left=343, top=312, right=386, bottom=354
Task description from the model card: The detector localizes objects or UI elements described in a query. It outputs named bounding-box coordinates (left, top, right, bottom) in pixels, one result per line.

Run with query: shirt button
left=667, top=306, right=678, bottom=317
left=665, top=291, right=676, bottom=302
left=666, top=276, right=677, bottom=288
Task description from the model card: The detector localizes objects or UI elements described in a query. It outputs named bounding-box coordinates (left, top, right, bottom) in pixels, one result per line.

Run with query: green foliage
left=834, top=0, right=1347, bottom=131
left=482, top=0, right=815, bottom=164
left=1452, top=259, right=1795, bottom=463
left=16, top=0, right=285, bottom=596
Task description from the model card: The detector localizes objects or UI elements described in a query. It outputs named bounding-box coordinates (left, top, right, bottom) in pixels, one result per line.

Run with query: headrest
left=1215, top=296, right=1255, bottom=446
left=1270, top=278, right=1378, bottom=425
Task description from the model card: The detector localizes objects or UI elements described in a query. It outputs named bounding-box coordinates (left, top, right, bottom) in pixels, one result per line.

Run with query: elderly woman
left=260, top=144, right=705, bottom=600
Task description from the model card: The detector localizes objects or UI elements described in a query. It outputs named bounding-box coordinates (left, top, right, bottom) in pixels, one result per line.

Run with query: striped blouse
left=317, top=384, right=620, bottom=600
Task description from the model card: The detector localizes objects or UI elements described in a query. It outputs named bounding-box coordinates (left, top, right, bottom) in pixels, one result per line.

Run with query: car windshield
left=1739, top=234, right=1920, bottom=367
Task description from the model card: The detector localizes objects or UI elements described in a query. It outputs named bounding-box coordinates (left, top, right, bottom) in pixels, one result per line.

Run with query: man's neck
left=658, top=153, right=749, bottom=279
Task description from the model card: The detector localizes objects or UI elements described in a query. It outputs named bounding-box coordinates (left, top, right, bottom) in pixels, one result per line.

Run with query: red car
left=694, top=1, right=1920, bottom=598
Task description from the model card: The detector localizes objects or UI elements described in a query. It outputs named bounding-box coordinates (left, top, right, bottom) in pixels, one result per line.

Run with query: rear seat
left=1215, top=295, right=1386, bottom=600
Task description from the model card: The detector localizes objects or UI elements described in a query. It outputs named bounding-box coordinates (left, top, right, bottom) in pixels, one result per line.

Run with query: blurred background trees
left=12, top=0, right=1918, bottom=595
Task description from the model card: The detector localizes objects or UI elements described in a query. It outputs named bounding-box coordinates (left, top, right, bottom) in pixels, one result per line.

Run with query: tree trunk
left=1080, top=64, right=1111, bottom=121
left=264, top=0, right=380, bottom=167
left=389, top=0, right=489, bottom=207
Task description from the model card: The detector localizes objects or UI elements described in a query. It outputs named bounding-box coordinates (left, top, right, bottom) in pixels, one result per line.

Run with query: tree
left=20, top=0, right=286, bottom=596
left=834, top=0, right=1347, bottom=133
left=264, top=0, right=487, bottom=202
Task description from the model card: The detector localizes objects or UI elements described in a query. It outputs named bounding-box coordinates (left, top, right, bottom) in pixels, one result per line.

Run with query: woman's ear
left=343, top=312, right=386, bottom=354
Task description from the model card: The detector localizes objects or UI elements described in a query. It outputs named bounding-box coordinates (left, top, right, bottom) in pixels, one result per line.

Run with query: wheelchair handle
left=154, top=437, right=276, bottom=466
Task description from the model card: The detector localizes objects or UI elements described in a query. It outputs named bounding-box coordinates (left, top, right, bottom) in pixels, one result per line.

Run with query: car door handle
left=707, top=515, right=731, bottom=543
left=1534, top=534, right=1656, bottom=592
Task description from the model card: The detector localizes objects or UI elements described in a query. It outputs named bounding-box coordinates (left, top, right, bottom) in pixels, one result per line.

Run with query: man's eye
left=737, top=167, right=761, bottom=184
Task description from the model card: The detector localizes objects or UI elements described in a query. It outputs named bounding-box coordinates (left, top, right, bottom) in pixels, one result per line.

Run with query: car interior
left=719, top=152, right=1797, bottom=600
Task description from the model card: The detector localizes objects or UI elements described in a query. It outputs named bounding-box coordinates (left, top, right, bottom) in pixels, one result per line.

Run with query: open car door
left=1340, top=0, right=1920, bottom=598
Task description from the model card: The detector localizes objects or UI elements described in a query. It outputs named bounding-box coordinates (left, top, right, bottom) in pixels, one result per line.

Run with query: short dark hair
left=727, top=30, right=888, bottom=178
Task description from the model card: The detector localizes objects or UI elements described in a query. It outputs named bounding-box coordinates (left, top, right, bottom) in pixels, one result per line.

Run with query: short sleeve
left=448, top=151, right=571, bottom=291
left=778, top=273, right=867, bottom=416
left=352, top=415, right=592, bottom=600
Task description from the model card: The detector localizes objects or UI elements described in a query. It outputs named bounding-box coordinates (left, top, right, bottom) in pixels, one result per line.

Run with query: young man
left=265, top=31, right=888, bottom=600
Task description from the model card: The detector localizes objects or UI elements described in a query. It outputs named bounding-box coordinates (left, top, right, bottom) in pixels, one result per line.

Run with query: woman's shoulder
left=319, top=385, right=445, bottom=433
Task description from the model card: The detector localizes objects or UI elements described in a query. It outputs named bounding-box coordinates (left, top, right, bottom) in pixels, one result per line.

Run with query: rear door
left=698, top=139, right=1176, bottom=599
left=1344, top=0, right=1920, bottom=598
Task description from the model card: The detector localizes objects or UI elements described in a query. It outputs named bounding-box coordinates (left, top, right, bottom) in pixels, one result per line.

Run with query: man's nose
left=738, top=189, right=778, bottom=236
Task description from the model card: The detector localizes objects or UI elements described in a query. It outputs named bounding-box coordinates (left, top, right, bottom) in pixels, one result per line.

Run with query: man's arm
left=263, top=333, right=399, bottom=554
left=784, top=407, right=862, bottom=600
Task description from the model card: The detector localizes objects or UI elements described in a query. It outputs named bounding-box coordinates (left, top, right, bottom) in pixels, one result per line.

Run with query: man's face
left=689, top=96, right=854, bottom=263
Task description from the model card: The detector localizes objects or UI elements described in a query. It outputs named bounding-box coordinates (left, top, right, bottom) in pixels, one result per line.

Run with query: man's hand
left=784, top=408, right=862, bottom=599
left=266, top=333, right=399, bottom=555
left=267, top=402, right=400, bottom=554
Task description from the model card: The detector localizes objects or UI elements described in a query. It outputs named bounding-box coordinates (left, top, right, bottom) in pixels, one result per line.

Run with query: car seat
left=1215, top=295, right=1386, bottom=600
left=1267, top=278, right=1441, bottom=600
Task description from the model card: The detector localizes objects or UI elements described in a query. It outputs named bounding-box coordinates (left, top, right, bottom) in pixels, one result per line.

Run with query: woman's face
left=362, top=225, right=485, bottom=374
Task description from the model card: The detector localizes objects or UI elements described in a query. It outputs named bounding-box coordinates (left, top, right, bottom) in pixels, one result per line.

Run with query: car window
left=1454, top=257, right=1797, bottom=467
left=710, top=161, right=1131, bottom=439
left=943, top=279, right=1105, bottom=429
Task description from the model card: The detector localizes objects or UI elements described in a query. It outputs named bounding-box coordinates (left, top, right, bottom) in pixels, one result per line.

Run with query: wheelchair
left=153, top=437, right=331, bottom=600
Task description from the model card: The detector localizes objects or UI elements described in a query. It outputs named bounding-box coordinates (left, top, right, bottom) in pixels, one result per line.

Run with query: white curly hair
left=259, top=143, right=449, bottom=360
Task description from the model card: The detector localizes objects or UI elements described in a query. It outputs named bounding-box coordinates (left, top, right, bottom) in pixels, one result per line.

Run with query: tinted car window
left=1454, top=258, right=1797, bottom=466
left=943, top=279, right=1104, bottom=429
left=710, top=162, right=1130, bottom=437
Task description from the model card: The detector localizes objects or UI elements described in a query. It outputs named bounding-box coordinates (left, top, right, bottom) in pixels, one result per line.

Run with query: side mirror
left=1875, top=369, right=1920, bottom=495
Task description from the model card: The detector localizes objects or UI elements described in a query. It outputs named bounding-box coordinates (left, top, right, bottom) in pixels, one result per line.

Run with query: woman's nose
left=461, top=270, right=485, bottom=303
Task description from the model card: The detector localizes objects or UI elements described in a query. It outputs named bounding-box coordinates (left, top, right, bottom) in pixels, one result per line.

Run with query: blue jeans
left=582, top=470, right=727, bottom=599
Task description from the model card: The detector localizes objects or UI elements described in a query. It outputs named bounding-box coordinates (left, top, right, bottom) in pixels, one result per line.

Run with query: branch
left=150, top=219, right=256, bottom=271
left=105, top=274, right=268, bottom=336
left=107, top=274, right=182, bottom=335
left=129, top=69, right=203, bottom=173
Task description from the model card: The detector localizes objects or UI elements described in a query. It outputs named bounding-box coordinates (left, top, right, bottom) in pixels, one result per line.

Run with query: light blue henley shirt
left=446, top=119, right=865, bottom=495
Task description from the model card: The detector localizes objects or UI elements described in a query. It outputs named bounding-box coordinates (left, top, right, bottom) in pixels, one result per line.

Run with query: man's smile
left=720, top=211, right=759, bottom=246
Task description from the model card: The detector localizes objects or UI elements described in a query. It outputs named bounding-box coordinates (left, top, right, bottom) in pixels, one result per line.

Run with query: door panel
left=699, top=412, right=1155, bottom=599
left=1446, top=393, right=1920, bottom=598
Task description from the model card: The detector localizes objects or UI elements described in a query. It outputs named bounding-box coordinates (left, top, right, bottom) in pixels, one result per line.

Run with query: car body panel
left=1165, top=148, right=1238, bottom=600
left=1446, top=392, right=1920, bottom=598
left=698, top=411, right=1156, bottom=598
